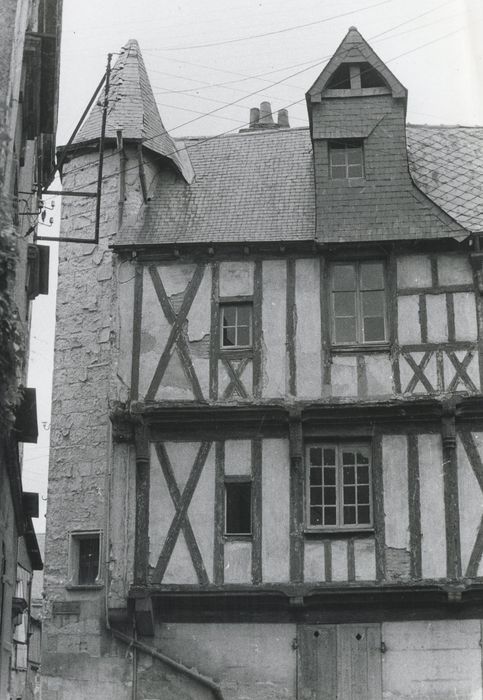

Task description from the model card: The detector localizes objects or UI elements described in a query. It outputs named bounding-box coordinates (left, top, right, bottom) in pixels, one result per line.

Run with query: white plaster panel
left=186, top=264, right=212, bottom=341
left=418, top=434, right=446, bottom=579
left=240, top=359, right=253, bottom=397
left=225, top=440, right=252, bottom=476
left=443, top=350, right=480, bottom=392
left=304, top=542, right=326, bottom=582
left=400, top=352, right=438, bottom=395
left=397, top=296, right=421, bottom=344
left=426, top=294, right=448, bottom=343
left=382, top=435, right=409, bottom=550
left=164, top=442, right=201, bottom=493
left=453, top=292, right=478, bottom=341
left=365, top=354, right=393, bottom=396
left=219, top=261, right=254, bottom=297
left=354, top=538, right=376, bottom=581
left=262, top=439, right=290, bottom=582
left=224, top=541, right=252, bottom=583
left=438, top=254, right=473, bottom=285
left=188, top=443, right=215, bottom=583
left=155, top=349, right=195, bottom=401
left=163, top=532, right=198, bottom=584
left=331, top=355, right=357, bottom=397
left=331, top=540, right=348, bottom=581
left=218, top=359, right=230, bottom=397
left=148, top=444, right=175, bottom=567
left=397, top=255, right=432, bottom=288
left=295, top=258, right=321, bottom=398
left=138, top=267, right=172, bottom=399
left=192, top=357, right=210, bottom=398
left=457, top=433, right=483, bottom=577
left=117, top=260, right=134, bottom=391
left=261, top=260, right=287, bottom=398
left=159, top=263, right=196, bottom=297
left=382, top=620, right=482, bottom=700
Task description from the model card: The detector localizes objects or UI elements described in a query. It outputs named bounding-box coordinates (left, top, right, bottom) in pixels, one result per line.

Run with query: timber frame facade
left=43, top=29, right=483, bottom=700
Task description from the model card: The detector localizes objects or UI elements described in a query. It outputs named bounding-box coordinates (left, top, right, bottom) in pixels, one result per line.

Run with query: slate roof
left=74, top=40, right=194, bottom=183
left=116, top=124, right=483, bottom=247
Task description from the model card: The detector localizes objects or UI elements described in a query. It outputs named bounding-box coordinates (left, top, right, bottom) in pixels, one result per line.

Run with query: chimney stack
left=277, top=109, right=290, bottom=128
left=249, top=107, right=260, bottom=128
left=259, top=101, right=274, bottom=126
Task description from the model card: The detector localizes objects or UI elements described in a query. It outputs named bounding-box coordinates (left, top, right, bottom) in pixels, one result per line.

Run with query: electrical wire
left=61, top=24, right=465, bottom=197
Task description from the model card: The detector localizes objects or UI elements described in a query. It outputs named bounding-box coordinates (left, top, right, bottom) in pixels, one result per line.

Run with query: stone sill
left=65, top=583, right=104, bottom=591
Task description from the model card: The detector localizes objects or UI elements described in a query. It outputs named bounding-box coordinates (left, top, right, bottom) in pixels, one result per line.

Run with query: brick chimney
left=240, top=102, right=290, bottom=132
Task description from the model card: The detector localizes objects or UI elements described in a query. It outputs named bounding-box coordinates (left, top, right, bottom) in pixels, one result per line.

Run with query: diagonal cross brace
left=403, top=351, right=434, bottom=393
left=153, top=442, right=211, bottom=584
left=147, top=265, right=205, bottom=401
left=222, top=357, right=250, bottom=399
left=446, top=351, right=478, bottom=393
left=459, top=431, right=483, bottom=577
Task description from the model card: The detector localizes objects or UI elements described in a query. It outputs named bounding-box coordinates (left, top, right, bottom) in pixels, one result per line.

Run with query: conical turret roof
left=74, top=39, right=194, bottom=183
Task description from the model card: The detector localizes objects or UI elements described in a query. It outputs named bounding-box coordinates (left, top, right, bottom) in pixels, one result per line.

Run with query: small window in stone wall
left=329, top=140, right=364, bottom=179
left=69, top=531, right=102, bottom=586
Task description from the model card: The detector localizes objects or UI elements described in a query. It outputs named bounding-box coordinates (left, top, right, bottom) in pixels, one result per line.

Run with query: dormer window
left=329, top=140, right=364, bottom=179
left=326, top=62, right=387, bottom=90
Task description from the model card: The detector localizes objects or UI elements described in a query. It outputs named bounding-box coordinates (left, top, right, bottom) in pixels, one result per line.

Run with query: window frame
left=329, top=139, right=364, bottom=180
left=219, top=301, right=253, bottom=351
left=330, top=259, right=388, bottom=348
left=305, top=442, right=374, bottom=532
left=224, top=477, right=253, bottom=537
left=67, top=530, right=103, bottom=588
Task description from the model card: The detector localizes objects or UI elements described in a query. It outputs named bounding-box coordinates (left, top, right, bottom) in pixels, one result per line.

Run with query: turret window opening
left=329, top=140, right=364, bottom=179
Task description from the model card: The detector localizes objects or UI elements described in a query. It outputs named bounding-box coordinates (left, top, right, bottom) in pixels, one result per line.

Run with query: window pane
left=310, top=467, right=322, bottom=485
left=324, top=507, right=337, bottom=526
left=324, top=486, right=336, bottom=505
left=311, top=487, right=322, bottom=505
left=363, top=316, right=385, bottom=342
left=237, top=326, right=250, bottom=346
left=323, top=448, right=336, bottom=465
left=223, top=326, right=236, bottom=346
left=358, top=465, right=369, bottom=483
left=356, top=451, right=369, bottom=465
left=343, top=466, right=355, bottom=484
left=357, top=505, right=371, bottom=524
left=323, top=466, right=336, bottom=485
left=342, top=451, right=355, bottom=465
left=347, top=147, right=362, bottom=165
left=357, top=485, right=370, bottom=503
left=333, top=265, right=356, bottom=291
left=310, top=447, right=322, bottom=466
left=334, top=291, right=356, bottom=316
left=237, top=305, right=251, bottom=325
left=343, top=506, right=356, bottom=525
left=331, top=149, right=346, bottom=165
left=225, top=482, right=251, bottom=534
left=311, top=507, right=323, bottom=526
left=361, top=290, right=384, bottom=316
left=360, top=262, right=384, bottom=290
left=348, top=164, right=363, bottom=178
left=331, top=165, right=347, bottom=179
left=78, top=537, right=100, bottom=585
left=334, top=317, right=356, bottom=343
left=222, top=306, right=236, bottom=325
left=344, top=486, right=356, bottom=504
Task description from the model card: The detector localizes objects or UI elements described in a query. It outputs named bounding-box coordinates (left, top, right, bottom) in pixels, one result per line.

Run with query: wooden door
left=297, top=623, right=382, bottom=700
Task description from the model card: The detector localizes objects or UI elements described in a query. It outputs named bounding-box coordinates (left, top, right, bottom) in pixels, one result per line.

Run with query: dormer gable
left=307, top=26, right=406, bottom=104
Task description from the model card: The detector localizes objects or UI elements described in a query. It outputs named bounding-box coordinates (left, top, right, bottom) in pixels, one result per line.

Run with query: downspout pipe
left=110, top=627, right=225, bottom=700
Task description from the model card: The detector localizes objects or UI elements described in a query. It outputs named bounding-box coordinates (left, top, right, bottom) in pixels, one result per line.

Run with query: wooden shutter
left=298, top=623, right=382, bottom=700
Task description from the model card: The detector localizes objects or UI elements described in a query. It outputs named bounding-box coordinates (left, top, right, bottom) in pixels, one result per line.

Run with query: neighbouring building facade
left=0, top=0, right=62, bottom=697
left=43, top=30, right=483, bottom=699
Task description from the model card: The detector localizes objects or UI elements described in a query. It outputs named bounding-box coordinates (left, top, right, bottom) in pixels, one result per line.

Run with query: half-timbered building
left=43, top=29, right=483, bottom=699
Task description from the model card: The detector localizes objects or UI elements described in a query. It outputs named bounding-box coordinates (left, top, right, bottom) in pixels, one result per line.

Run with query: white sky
left=24, top=0, right=483, bottom=530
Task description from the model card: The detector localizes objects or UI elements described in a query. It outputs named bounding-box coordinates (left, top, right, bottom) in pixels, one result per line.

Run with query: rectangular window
left=329, top=140, right=364, bottom=179
left=225, top=481, right=252, bottom=535
left=69, top=531, right=101, bottom=586
left=220, top=303, right=252, bottom=349
left=306, top=443, right=372, bottom=530
left=331, top=261, right=387, bottom=345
